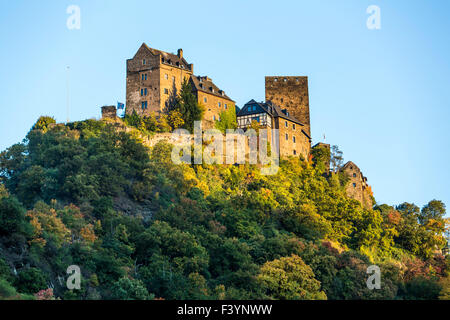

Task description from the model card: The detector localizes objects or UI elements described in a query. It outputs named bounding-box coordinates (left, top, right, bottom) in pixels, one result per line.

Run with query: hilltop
left=0, top=116, right=448, bottom=300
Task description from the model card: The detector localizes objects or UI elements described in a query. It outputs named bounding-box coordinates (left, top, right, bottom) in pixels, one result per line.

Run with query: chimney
left=177, top=48, right=183, bottom=59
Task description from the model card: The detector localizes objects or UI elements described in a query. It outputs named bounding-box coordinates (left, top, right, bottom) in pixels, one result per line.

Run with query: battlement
left=265, top=76, right=310, bottom=136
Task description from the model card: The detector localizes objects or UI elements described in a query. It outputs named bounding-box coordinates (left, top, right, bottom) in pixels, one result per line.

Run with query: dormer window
left=199, top=83, right=204, bottom=89
left=161, top=58, right=165, bottom=63
left=247, top=106, right=251, bottom=112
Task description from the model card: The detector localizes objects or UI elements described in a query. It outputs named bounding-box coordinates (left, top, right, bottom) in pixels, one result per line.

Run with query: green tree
left=171, top=78, right=204, bottom=132
left=215, top=108, right=237, bottom=133
left=14, top=268, right=48, bottom=295
left=110, top=277, right=153, bottom=300
left=32, top=116, right=56, bottom=132
left=330, top=145, right=343, bottom=172
left=257, top=254, right=327, bottom=300
left=0, top=196, right=29, bottom=236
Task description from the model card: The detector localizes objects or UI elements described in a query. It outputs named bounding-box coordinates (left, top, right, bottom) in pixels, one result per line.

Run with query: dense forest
left=0, top=112, right=448, bottom=300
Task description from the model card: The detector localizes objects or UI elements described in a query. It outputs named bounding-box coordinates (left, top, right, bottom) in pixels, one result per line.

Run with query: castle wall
left=275, top=118, right=310, bottom=160
left=195, top=91, right=235, bottom=129
left=159, top=64, right=192, bottom=113
left=126, top=45, right=192, bottom=117
left=341, top=162, right=373, bottom=209
left=265, top=76, right=310, bottom=136
left=101, top=106, right=117, bottom=119
left=126, top=46, right=161, bottom=116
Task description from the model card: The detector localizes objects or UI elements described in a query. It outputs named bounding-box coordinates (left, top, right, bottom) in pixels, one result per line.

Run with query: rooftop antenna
left=66, top=66, right=70, bottom=123
left=323, top=133, right=326, bottom=142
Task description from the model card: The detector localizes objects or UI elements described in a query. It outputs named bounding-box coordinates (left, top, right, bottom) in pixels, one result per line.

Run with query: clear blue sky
left=0, top=0, right=449, bottom=211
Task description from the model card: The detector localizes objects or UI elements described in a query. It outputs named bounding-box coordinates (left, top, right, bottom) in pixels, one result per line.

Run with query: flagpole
left=66, top=66, right=70, bottom=123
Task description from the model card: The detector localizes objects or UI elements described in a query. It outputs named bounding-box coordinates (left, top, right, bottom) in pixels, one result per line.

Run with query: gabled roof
left=237, top=100, right=305, bottom=126
left=137, top=43, right=192, bottom=70
left=190, top=75, right=234, bottom=102
left=341, top=161, right=359, bottom=171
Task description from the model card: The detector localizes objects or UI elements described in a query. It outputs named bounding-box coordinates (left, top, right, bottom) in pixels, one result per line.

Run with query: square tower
left=265, top=76, right=310, bottom=136
left=126, top=43, right=193, bottom=116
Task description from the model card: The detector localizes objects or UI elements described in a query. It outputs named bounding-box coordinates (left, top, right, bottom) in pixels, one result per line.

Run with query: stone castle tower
left=126, top=43, right=194, bottom=116
left=265, top=76, right=310, bottom=136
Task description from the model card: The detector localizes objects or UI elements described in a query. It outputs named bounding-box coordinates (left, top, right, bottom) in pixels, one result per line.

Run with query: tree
left=311, top=145, right=330, bottom=172
left=110, top=277, right=153, bottom=300
left=14, top=268, right=48, bottom=295
left=0, top=196, right=28, bottom=236
left=257, top=254, right=327, bottom=300
left=420, top=200, right=446, bottom=225
left=171, top=78, right=204, bottom=132
left=215, top=108, right=237, bottom=133
left=32, top=116, right=56, bottom=132
left=330, top=145, right=343, bottom=172
left=168, top=110, right=185, bottom=130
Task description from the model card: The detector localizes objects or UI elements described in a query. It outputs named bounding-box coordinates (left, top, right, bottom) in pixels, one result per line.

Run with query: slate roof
left=237, top=99, right=305, bottom=126
left=141, top=43, right=192, bottom=70
left=190, top=75, right=234, bottom=102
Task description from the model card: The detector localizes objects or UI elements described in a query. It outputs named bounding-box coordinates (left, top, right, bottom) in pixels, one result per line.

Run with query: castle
left=126, top=43, right=235, bottom=129
left=116, top=43, right=373, bottom=209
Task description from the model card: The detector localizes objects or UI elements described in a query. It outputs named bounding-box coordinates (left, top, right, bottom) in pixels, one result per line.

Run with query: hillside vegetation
left=0, top=117, right=448, bottom=300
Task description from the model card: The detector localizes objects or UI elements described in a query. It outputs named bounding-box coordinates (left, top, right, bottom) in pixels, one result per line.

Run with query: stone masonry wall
left=275, top=118, right=310, bottom=160
left=265, top=76, right=310, bottom=136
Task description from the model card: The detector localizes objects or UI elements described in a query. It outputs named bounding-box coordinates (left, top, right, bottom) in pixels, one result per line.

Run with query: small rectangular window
left=142, top=59, right=146, bottom=65
left=253, top=106, right=256, bottom=111
left=218, top=102, right=221, bottom=107
left=164, top=88, right=169, bottom=94
left=248, top=107, right=251, bottom=111
left=293, top=136, right=296, bottom=143
left=293, top=124, right=296, bottom=130
left=144, top=88, right=148, bottom=96
left=165, top=74, right=168, bottom=80
left=224, top=104, right=227, bottom=109
left=285, top=121, right=288, bottom=127
left=204, top=97, right=207, bottom=103
left=293, top=150, right=297, bottom=155
left=285, top=133, right=288, bottom=140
